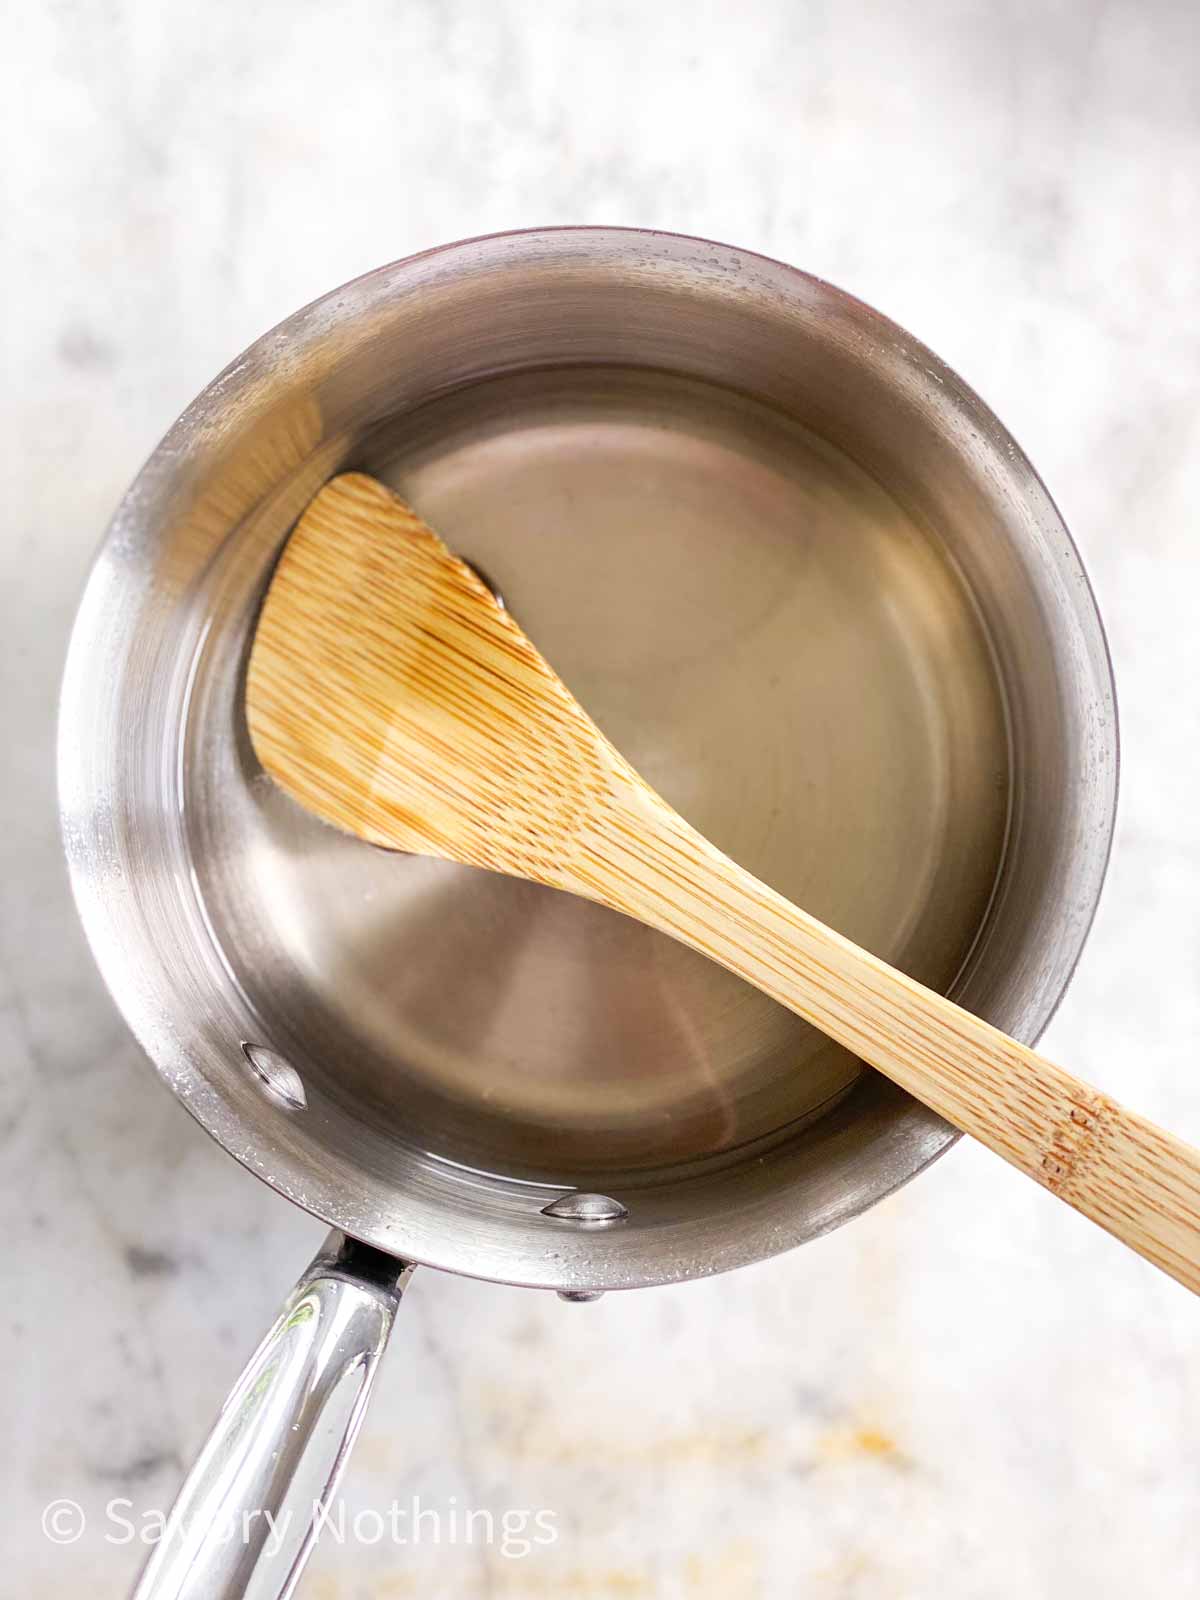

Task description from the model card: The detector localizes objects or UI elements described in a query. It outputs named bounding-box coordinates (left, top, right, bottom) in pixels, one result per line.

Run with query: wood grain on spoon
left=247, top=471, right=1200, bottom=1293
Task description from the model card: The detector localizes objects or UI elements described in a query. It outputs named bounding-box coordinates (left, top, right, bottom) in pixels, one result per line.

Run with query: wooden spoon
left=247, top=471, right=1200, bottom=1293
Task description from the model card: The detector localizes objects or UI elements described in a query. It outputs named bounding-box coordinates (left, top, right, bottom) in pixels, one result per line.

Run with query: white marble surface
left=5, top=2, right=1200, bottom=1596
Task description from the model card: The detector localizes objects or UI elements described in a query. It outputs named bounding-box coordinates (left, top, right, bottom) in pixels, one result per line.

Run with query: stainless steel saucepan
left=58, top=228, right=1117, bottom=1599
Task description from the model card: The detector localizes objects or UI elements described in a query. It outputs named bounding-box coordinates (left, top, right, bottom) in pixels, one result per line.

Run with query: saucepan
left=58, top=227, right=1117, bottom=1598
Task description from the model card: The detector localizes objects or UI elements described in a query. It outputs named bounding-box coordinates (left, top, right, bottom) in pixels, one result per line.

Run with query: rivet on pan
left=541, top=1192, right=629, bottom=1225
left=558, top=1290, right=605, bottom=1303
left=240, top=1043, right=308, bottom=1111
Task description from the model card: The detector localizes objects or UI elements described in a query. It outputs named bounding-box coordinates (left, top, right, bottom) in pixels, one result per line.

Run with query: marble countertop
left=4, top=2, right=1200, bottom=1596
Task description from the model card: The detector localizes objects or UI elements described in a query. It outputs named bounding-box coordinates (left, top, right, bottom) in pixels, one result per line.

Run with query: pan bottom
left=184, top=365, right=1010, bottom=1182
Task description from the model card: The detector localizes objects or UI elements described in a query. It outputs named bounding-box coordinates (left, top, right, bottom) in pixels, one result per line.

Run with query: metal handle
left=131, top=1231, right=413, bottom=1600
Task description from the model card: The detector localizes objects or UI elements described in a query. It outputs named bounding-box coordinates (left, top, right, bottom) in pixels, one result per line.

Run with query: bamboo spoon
left=247, top=471, right=1200, bottom=1294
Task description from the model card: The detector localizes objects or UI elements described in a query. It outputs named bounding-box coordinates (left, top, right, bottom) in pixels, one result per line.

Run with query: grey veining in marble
left=4, top=2, right=1200, bottom=1596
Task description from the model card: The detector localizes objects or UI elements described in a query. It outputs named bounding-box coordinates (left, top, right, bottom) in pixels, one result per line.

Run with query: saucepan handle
left=131, top=1230, right=413, bottom=1600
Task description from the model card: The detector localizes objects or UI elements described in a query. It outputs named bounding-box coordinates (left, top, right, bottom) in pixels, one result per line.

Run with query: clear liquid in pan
left=186, top=366, right=1010, bottom=1184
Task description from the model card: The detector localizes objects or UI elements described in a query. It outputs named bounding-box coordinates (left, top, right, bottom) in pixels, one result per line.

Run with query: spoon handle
left=589, top=787, right=1200, bottom=1293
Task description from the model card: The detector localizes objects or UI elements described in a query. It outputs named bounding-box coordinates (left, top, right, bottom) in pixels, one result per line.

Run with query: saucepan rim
left=57, top=226, right=1119, bottom=1290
